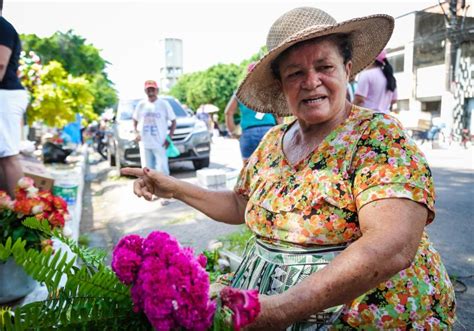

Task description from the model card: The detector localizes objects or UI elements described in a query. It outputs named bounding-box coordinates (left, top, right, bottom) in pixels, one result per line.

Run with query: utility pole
left=445, top=0, right=459, bottom=91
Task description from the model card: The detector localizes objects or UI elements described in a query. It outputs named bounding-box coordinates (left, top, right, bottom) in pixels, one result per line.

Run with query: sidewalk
left=419, top=142, right=473, bottom=170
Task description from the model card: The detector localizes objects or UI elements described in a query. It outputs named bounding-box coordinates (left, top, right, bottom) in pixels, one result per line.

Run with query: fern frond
left=0, top=237, right=15, bottom=261
left=10, top=241, right=128, bottom=301
left=12, top=244, right=76, bottom=292
left=1, top=295, right=151, bottom=331
left=53, top=231, right=107, bottom=270
left=63, top=265, right=130, bottom=301
left=22, top=217, right=107, bottom=269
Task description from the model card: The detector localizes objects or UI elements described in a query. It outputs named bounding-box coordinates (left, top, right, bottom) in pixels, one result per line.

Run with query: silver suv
left=108, top=96, right=211, bottom=171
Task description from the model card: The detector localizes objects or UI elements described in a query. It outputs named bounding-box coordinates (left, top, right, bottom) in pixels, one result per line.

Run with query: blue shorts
left=239, top=125, right=273, bottom=159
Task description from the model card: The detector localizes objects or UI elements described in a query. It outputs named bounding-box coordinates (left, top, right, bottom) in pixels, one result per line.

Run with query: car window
left=164, top=98, right=189, bottom=118
left=117, top=99, right=140, bottom=120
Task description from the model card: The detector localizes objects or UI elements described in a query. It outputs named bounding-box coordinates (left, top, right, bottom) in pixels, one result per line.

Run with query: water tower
left=158, top=38, right=183, bottom=92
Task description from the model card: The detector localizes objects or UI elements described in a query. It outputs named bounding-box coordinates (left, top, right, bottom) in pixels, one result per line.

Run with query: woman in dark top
left=0, top=3, right=29, bottom=197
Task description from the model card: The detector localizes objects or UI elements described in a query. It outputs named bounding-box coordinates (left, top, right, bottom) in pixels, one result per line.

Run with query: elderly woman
left=122, top=7, right=455, bottom=330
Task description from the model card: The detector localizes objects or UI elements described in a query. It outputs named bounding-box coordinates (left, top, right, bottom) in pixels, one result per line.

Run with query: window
left=396, top=99, right=409, bottom=111
left=388, top=54, right=405, bottom=73
left=421, top=100, right=441, bottom=117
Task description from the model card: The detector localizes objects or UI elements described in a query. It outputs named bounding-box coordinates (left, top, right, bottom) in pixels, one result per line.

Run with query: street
left=81, top=137, right=473, bottom=329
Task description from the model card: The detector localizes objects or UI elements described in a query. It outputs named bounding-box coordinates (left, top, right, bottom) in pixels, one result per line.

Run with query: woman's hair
left=375, top=58, right=397, bottom=92
left=271, top=34, right=353, bottom=80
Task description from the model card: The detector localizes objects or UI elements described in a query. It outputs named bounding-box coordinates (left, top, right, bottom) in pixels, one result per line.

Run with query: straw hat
left=236, top=7, right=394, bottom=116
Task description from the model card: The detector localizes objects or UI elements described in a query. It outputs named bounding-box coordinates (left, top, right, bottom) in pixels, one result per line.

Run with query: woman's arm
left=224, top=96, right=239, bottom=137
left=0, top=45, right=12, bottom=82
left=249, top=198, right=427, bottom=330
left=353, top=94, right=365, bottom=107
left=121, top=167, right=247, bottom=225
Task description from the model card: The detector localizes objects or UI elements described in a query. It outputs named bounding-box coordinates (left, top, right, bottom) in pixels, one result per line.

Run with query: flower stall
left=0, top=221, right=260, bottom=330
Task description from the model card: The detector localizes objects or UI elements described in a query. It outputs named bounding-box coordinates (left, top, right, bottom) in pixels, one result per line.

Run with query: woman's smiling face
left=278, top=38, right=352, bottom=126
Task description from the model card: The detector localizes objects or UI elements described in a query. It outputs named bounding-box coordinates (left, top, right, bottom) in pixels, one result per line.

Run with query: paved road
left=420, top=145, right=473, bottom=330
left=81, top=138, right=473, bottom=329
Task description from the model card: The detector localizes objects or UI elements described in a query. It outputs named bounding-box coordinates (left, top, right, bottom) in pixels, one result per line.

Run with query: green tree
left=20, top=57, right=96, bottom=127
left=21, top=31, right=117, bottom=115
left=169, top=63, right=242, bottom=122
left=169, top=46, right=267, bottom=122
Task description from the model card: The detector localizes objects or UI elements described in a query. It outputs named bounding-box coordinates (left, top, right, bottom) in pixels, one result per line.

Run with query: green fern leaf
left=5, top=296, right=151, bottom=330
left=0, top=237, right=13, bottom=261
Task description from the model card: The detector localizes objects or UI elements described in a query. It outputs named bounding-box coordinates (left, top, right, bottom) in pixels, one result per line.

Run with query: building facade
left=158, top=38, right=183, bottom=92
left=384, top=0, right=474, bottom=137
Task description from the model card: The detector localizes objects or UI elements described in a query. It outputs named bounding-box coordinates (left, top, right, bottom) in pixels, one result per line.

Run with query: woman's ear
left=345, top=60, right=353, bottom=80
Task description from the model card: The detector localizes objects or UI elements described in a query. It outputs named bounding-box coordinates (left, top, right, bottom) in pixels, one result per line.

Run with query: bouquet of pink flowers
left=0, top=177, right=69, bottom=251
left=112, top=231, right=260, bottom=331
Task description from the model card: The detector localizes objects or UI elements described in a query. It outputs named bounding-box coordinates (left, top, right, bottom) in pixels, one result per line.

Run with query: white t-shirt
left=133, top=98, right=176, bottom=149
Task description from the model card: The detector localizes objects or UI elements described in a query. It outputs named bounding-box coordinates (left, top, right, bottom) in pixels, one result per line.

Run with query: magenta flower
left=112, top=231, right=217, bottom=331
left=111, top=235, right=144, bottom=284
left=220, top=287, right=261, bottom=331
left=111, top=247, right=142, bottom=285
left=115, top=234, right=144, bottom=255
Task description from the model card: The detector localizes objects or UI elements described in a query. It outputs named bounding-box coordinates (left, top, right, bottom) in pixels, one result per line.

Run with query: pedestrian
left=133, top=80, right=176, bottom=176
left=353, top=49, right=397, bottom=114
left=225, top=63, right=279, bottom=164
left=196, top=107, right=211, bottom=132
left=123, top=7, right=455, bottom=329
left=0, top=1, right=29, bottom=197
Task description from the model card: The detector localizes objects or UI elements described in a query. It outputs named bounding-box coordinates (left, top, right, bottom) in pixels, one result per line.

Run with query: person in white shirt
left=133, top=80, right=176, bottom=176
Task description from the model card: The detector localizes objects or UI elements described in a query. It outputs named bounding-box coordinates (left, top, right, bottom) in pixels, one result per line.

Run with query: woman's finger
left=121, top=167, right=145, bottom=178
left=133, top=178, right=146, bottom=197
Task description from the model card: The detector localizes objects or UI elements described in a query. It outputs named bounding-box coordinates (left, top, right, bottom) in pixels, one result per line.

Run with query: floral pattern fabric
left=234, top=106, right=455, bottom=329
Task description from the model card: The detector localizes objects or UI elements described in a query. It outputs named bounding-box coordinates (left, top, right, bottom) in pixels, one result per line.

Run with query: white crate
left=196, top=168, right=227, bottom=187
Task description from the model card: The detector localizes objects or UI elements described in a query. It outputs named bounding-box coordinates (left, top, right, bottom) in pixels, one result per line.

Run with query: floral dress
left=234, top=106, right=456, bottom=329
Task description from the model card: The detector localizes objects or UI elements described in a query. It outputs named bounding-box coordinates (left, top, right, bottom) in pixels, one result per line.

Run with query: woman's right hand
left=120, top=167, right=179, bottom=201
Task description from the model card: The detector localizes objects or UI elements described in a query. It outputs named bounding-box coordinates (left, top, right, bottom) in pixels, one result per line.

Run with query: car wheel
left=192, top=157, right=210, bottom=170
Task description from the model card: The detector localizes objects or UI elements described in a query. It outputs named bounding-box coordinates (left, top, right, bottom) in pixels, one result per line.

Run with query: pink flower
left=17, top=177, right=35, bottom=189
left=220, top=287, right=261, bottom=331
left=112, top=247, right=143, bottom=285
left=115, top=234, right=144, bottom=256
left=112, top=235, right=145, bottom=285
left=112, top=231, right=217, bottom=331
left=0, top=191, right=13, bottom=210
left=197, top=254, right=207, bottom=268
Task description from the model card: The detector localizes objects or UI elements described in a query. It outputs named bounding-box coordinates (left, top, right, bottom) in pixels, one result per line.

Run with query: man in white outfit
left=0, top=1, right=29, bottom=197
left=133, top=80, right=176, bottom=176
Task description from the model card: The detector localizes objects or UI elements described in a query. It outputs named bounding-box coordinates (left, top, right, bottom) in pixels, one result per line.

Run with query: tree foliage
left=169, top=47, right=267, bottom=122
left=21, top=31, right=117, bottom=115
left=19, top=57, right=96, bottom=127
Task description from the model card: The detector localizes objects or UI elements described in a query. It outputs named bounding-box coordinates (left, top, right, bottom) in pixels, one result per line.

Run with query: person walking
left=225, top=63, right=279, bottom=164
left=353, top=50, right=397, bottom=114
left=133, top=80, right=176, bottom=176
left=0, top=2, right=29, bottom=197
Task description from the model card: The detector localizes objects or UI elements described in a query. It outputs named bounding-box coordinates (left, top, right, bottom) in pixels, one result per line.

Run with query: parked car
left=107, top=96, right=211, bottom=171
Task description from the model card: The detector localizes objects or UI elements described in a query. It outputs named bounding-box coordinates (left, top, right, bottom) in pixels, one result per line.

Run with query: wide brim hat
left=236, top=7, right=394, bottom=116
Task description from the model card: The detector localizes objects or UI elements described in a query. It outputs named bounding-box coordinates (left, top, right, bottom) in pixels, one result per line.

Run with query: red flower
left=13, top=199, right=34, bottom=215
left=220, top=287, right=260, bottom=331
left=53, top=196, right=67, bottom=210
left=38, top=191, right=54, bottom=212
left=48, top=211, right=65, bottom=228
left=14, top=189, right=27, bottom=201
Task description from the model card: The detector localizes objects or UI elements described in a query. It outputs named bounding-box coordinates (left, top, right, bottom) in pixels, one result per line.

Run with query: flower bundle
left=112, top=232, right=260, bottom=331
left=0, top=177, right=69, bottom=251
